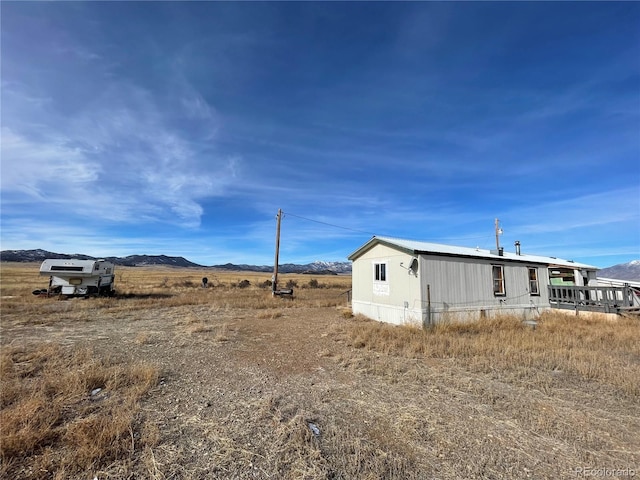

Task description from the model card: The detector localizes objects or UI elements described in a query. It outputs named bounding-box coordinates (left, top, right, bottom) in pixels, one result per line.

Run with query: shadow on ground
left=116, top=293, right=174, bottom=300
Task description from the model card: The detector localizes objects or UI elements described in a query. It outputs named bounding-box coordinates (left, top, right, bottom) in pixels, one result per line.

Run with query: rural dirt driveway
left=3, top=298, right=639, bottom=479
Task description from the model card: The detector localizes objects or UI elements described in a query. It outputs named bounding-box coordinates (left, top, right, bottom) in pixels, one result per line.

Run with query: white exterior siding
left=351, top=243, right=423, bottom=325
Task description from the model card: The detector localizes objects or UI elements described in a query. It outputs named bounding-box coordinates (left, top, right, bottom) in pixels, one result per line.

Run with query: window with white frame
left=528, top=267, right=539, bottom=295
left=374, top=262, right=387, bottom=282
left=492, top=265, right=505, bottom=296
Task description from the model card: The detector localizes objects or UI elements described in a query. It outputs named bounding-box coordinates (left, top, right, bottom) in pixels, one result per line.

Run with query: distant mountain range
left=4, top=249, right=637, bottom=279
left=0, top=249, right=203, bottom=268
left=0, top=249, right=352, bottom=274
left=212, top=261, right=352, bottom=275
left=597, top=260, right=640, bottom=281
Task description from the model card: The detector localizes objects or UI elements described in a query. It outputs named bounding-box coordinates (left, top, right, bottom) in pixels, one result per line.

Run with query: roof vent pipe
left=515, top=241, right=521, bottom=255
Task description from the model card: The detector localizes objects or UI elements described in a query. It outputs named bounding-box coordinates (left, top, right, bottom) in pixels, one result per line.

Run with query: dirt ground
left=1, top=274, right=639, bottom=479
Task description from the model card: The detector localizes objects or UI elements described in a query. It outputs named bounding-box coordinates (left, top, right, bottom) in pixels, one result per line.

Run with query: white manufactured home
left=348, top=236, right=599, bottom=326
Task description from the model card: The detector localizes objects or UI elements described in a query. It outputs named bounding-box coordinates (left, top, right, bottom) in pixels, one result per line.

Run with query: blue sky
left=1, top=2, right=639, bottom=268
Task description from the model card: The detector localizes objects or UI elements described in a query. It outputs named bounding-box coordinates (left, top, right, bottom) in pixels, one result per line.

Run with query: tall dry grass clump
left=347, top=312, right=640, bottom=396
left=0, top=343, right=159, bottom=479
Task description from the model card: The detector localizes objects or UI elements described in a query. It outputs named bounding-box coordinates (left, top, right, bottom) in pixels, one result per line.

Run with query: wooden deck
left=548, top=285, right=640, bottom=315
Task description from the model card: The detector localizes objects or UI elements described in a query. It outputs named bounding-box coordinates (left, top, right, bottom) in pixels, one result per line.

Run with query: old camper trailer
left=39, top=259, right=116, bottom=297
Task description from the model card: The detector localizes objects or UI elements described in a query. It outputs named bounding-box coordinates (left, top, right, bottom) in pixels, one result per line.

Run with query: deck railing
left=548, top=285, right=640, bottom=314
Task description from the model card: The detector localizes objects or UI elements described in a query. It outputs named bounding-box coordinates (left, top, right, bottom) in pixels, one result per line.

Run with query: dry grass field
left=1, top=262, right=638, bottom=479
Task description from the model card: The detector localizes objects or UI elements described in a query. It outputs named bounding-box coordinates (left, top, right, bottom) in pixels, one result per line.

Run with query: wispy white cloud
left=53, top=44, right=102, bottom=62
left=1, top=81, right=53, bottom=109
left=505, top=187, right=640, bottom=235
left=1, top=127, right=101, bottom=198
left=1, top=76, right=235, bottom=227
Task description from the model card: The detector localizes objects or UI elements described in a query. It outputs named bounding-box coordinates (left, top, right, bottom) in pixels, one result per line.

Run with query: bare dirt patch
left=1, top=264, right=638, bottom=479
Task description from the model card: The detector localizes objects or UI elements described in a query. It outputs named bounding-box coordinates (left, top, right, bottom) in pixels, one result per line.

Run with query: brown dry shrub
left=0, top=343, right=159, bottom=479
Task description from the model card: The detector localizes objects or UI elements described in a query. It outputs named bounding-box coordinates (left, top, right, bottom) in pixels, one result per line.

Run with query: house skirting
left=352, top=301, right=549, bottom=326
left=351, top=301, right=423, bottom=326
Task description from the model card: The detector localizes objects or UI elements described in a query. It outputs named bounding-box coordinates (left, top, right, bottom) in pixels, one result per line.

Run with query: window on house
left=548, top=267, right=576, bottom=286
left=528, top=268, right=539, bottom=295
left=492, top=265, right=505, bottom=296
left=374, top=262, right=387, bottom=282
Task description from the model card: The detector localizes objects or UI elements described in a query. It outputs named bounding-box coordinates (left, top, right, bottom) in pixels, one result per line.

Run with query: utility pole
left=272, top=209, right=282, bottom=296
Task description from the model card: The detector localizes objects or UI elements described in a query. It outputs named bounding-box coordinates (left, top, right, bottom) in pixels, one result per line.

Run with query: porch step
left=618, top=306, right=640, bottom=318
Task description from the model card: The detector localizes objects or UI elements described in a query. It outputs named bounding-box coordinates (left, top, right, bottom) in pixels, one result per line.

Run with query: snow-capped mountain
left=212, top=260, right=351, bottom=274
left=597, top=260, right=640, bottom=281
left=304, top=261, right=352, bottom=274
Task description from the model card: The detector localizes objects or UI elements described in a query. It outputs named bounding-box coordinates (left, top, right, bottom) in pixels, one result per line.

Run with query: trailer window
left=50, top=266, right=84, bottom=272
left=528, top=268, right=540, bottom=295
left=492, top=265, right=505, bottom=296
left=374, top=263, right=387, bottom=282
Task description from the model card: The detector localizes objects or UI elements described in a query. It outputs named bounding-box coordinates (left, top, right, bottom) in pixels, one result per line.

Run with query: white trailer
left=39, top=259, right=116, bottom=297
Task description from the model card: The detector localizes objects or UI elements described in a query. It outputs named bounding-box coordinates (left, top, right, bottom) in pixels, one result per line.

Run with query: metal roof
left=348, top=236, right=599, bottom=270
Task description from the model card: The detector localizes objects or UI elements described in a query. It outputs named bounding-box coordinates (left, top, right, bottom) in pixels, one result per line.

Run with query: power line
left=282, top=211, right=376, bottom=236
left=281, top=210, right=496, bottom=246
